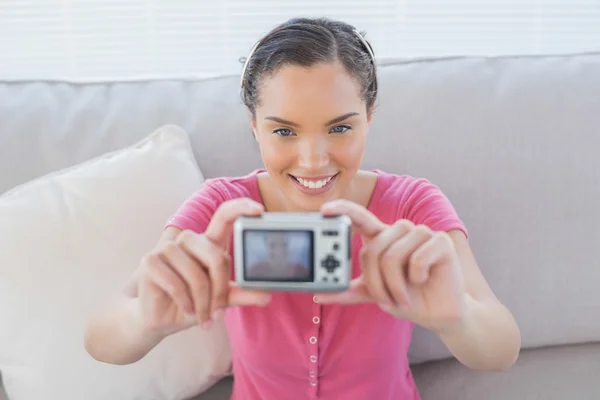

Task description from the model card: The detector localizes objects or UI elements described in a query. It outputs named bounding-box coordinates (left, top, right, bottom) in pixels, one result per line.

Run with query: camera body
left=233, top=213, right=352, bottom=292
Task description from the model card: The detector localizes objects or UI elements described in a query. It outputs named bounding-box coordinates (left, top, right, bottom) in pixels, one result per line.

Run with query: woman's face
left=265, top=233, right=289, bottom=264
left=252, top=61, right=372, bottom=212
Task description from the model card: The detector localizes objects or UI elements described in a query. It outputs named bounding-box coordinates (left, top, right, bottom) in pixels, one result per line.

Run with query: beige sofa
left=1, top=52, right=599, bottom=399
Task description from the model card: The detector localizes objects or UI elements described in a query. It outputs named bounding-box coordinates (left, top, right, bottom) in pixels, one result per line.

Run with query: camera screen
left=243, top=230, right=314, bottom=282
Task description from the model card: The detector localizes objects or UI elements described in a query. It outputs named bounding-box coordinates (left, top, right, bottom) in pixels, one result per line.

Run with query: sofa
left=1, top=51, right=599, bottom=400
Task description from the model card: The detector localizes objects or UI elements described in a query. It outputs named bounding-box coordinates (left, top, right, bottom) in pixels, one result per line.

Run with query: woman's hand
left=317, top=199, right=467, bottom=334
left=136, top=198, right=272, bottom=337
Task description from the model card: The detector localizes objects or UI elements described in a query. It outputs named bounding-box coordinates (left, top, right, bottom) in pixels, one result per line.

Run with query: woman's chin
left=289, top=191, right=341, bottom=212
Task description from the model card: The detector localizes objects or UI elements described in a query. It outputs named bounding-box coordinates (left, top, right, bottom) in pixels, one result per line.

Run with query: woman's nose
left=297, top=138, right=330, bottom=170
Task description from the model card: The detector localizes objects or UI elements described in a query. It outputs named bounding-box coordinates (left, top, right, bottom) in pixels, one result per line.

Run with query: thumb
left=314, top=277, right=374, bottom=305
left=227, top=283, right=272, bottom=307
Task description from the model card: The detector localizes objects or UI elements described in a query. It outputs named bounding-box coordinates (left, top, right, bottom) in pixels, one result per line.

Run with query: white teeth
left=295, top=175, right=334, bottom=189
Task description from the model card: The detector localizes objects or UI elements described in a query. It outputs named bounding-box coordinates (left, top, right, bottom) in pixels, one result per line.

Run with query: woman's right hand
left=136, top=198, right=272, bottom=337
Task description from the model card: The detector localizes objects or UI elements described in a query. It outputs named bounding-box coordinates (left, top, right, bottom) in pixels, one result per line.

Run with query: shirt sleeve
left=398, top=177, right=468, bottom=238
left=164, top=178, right=228, bottom=234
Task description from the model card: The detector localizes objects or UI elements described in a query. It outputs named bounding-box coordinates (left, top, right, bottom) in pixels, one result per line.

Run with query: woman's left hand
left=317, top=199, right=467, bottom=334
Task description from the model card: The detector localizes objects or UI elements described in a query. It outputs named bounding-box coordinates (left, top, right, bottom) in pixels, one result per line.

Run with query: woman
left=84, top=17, right=521, bottom=400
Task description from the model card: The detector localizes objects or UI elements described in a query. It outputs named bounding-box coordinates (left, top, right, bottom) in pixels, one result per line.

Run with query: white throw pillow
left=0, top=125, right=232, bottom=400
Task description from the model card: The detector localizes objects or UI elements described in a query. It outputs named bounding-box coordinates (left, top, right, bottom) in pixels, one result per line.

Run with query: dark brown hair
left=240, top=17, right=378, bottom=116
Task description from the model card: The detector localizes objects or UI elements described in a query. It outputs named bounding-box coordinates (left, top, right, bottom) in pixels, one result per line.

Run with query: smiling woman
left=239, top=20, right=378, bottom=212
left=83, top=16, right=521, bottom=400
left=252, top=61, right=374, bottom=211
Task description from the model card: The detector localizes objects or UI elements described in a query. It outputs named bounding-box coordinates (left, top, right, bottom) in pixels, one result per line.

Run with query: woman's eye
left=330, top=125, right=351, bottom=134
left=273, top=128, right=294, bottom=137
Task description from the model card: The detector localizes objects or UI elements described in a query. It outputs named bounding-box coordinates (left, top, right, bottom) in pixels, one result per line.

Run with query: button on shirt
left=167, top=169, right=467, bottom=400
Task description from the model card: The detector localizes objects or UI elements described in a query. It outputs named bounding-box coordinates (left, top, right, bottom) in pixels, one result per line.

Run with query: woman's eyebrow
left=264, top=116, right=300, bottom=127
left=264, top=112, right=360, bottom=127
left=325, top=112, right=360, bottom=125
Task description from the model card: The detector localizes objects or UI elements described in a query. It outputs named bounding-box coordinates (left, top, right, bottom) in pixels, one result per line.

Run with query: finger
left=376, top=221, right=415, bottom=307
left=380, top=259, right=411, bottom=309
left=176, top=233, right=231, bottom=318
left=383, top=225, right=433, bottom=293
left=367, top=219, right=414, bottom=256
left=204, top=198, right=264, bottom=246
left=314, top=278, right=374, bottom=305
left=159, top=243, right=211, bottom=324
left=144, top=254, right=194, bottom=314
left=361, top=243, right=394, bottom=306
left=359, top=220, right=412, bottom=306
left=321, top=199, right=385, bottom=240
left=227, top=283, right=273, bottom=307
left=408, top=232, right=454, bottom=285
left=209, top=251, right=231, bottom=319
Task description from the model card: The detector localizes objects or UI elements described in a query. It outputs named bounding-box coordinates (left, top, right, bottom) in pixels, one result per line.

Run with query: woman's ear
left=367, top=104, right=375, bottom=125
left=251, top=116, right=259, bottom=142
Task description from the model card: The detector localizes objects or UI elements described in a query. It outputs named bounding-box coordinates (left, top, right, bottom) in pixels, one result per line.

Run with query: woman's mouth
left=288, top=173, right=339, bottom=195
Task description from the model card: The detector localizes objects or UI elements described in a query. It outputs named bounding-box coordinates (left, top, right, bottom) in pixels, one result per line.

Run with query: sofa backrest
left=1, top=53, right=599, bottom=363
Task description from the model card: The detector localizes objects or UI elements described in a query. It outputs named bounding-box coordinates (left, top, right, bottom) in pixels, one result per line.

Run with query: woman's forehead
left=256, top=62, right=364, bottom=117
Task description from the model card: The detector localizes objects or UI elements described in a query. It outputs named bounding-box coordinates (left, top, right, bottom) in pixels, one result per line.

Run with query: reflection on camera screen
left=243, top=230, right=314, bottom=282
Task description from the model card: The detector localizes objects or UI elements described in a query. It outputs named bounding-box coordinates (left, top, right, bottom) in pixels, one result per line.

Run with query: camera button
left=333, top=242, right=339, bottom=251
left=309, top=336, right=317, bottom=344
left=321, top=255, right=340, bottom=272
left=312, top=316, right=320, bottom=324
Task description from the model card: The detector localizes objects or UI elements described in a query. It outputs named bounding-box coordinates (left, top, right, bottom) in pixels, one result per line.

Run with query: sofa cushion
left=187, top=378, right=233, bottom=400
left=0, top=125, right=231, bottom=400
left=411, top=343, right=600, bottom=399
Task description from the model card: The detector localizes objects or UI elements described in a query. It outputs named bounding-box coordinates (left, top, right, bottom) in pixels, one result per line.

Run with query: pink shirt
left=167, top=169, right=467, bottom=400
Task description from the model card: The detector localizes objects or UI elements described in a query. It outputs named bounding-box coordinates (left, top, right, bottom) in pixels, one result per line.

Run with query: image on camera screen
left=243, top=230, right=314, bottom=282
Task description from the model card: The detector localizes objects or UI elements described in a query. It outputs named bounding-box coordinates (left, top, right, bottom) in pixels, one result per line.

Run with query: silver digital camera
left=233, top=213, right=352, bottom=292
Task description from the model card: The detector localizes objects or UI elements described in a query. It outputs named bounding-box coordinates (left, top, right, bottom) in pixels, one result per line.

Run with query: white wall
left=1, top=0, right=599, bottom=82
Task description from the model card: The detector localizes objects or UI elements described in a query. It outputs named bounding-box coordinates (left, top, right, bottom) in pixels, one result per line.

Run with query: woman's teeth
left=295, top=175, right=334, bottom=189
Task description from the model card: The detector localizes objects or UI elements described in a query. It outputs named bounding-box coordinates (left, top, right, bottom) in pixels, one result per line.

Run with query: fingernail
left=201, top=320, right=213, bottom=330
left=325, top=200, right=342, bottom=208
left=212, top=309, right=224, bottom=321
